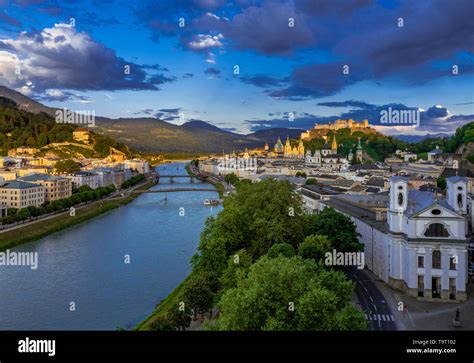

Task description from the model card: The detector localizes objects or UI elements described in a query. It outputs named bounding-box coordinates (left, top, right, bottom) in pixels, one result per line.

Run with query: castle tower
left=388, top=176, right=409, bottom=233
left=331, top=135, right=337, bottom=154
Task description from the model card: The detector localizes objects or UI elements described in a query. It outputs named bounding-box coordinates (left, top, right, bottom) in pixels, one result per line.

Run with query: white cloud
left=188, top=33, right=224, bottom=51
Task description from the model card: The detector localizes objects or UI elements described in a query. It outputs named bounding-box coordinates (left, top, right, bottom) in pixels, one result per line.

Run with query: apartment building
left=20, top=173, right=72, bottom=201
left=0, top=181, right=45, bottom=208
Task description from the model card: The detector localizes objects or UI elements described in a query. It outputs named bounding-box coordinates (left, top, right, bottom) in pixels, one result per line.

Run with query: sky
left=0, top=0, right=473, bottom=135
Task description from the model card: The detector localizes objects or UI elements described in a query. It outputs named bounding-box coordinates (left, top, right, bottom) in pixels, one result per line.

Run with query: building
left=125, top=160, right=150, bottom=174
left=301, top=119, right=372, bottom=140
left=0, top=170, right=17, bottom=181
left=72, top=128, right=91, bottom=144
left=7, top=147, right=40, bottom=157
left=19, top=173, right=72, bottom=201
left=0, top=181, right=45, bottom=208
left=305, top=175, right=469, bottom=302
left=68, top=171, right=100, bottom=189
left=283, top=137, right=305, bottom=159
left=305, top=136, right=349, bottom=171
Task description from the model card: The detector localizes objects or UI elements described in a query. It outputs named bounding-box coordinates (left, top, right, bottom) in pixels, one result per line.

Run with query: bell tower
left=446, top=176, right=468, bottom=214
left=388, top=176, right=409, bottom=233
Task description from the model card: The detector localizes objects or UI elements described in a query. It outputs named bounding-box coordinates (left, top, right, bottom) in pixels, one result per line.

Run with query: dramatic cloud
left=240, top=74, right=288, bottom=88
left=36, top=89, right=91, bottom=103
left=0, top=23, right=174, bottom=95
left=246, top=100, right=474, bottom=134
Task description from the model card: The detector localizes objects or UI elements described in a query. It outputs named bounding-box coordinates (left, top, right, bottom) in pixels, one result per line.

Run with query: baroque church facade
left=305, top=135, right=349, bottom=170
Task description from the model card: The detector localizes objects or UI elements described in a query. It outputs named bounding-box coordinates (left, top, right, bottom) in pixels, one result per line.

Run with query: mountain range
left=0, top=85, right=455, bottom=154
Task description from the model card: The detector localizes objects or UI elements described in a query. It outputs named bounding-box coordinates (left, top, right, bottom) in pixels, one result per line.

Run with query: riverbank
left=0, top=180, right=155, bottom=252
left=135, top=273, right=193, bottom=330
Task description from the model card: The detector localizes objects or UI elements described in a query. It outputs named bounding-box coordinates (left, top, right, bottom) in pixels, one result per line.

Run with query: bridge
left=155, top=174, right=201, bottom=183
left=130, top=187, right=217, bottom=193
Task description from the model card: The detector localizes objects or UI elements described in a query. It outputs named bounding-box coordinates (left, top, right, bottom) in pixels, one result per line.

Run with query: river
left=0, top=162, right=222, bottom=330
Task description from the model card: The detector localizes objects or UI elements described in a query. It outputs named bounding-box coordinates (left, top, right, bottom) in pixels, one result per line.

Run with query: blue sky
left=0, top=0, right=473, bottom=135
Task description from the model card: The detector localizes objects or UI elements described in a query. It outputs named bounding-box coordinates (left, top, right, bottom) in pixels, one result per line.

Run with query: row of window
left=417, top=251, right=457, bottom=270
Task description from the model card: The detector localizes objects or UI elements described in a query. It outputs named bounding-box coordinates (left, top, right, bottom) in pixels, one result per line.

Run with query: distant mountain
left=246, top=128, right=304, bottom=143
left=394, top=133, right=451, bottom=143
left=0, top=85, right=55, bottom=116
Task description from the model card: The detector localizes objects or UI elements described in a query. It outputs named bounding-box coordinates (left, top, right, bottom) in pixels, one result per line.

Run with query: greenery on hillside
left=140, top=179, right=365, bottom=331
left=0, top=97, right=132, bottom=158
left=299, top=122, right=474, bottom=162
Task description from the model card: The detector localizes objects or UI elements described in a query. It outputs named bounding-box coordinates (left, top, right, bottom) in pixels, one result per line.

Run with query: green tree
left=436, top=176, right=447, bottom=191
left=213, top=256, right=366, bottom=331
left=168, top=304, right=192, bottom=331
left=267, top=243, right=296, bottom=258
left=183, top=274, right=215, bottom=320
left=192, top=179, right=308, bottom=271
left=298, top=234, right=332, bottom=264
left=149, top=316, right=175, bottom=331
left=55, top=160, right=80, bottom=174
left=307, top=208, right=362, bottom=252
left=220, top=249, right=253, bottom=289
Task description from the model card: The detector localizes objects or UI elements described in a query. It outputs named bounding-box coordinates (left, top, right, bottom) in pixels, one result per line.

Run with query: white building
left=308, top=175, right=469, bottom=302
left=125, top=159, right=150, bottom=174
left=68, top=171, right=100, bottom=189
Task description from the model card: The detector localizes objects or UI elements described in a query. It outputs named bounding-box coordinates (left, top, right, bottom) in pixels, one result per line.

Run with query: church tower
left=356, top=137, right=363, bottom=162
left=446, top=176, right=468, bottom=214
left=298, top=138, right=305, bottom=157
left=388, top=176, right=409, bottom=233
left=331, top=135, right=338, bottom=154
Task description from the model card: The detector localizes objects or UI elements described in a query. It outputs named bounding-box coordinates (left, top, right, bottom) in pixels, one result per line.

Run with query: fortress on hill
left=300, top=119, right=374, bottom=141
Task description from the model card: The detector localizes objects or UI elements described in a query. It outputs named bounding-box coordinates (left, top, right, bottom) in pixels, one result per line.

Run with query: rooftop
left=0, top=180, right=42, bottom=189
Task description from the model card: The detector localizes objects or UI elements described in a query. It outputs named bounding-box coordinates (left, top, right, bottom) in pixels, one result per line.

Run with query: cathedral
left=283, top=136, right=305, bottom=159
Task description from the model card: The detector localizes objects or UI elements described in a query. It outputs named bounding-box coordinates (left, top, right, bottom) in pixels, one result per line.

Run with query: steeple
left=331, top=135, right=337, bottom=153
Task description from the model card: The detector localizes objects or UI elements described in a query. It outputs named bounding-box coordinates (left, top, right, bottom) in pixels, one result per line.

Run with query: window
left=398, top=193, right=403, bottom=206
left=449, top=256, right=457, bottom=270
left=417, top=256, right=424, bottom=268
left=424, top=223, right=449, bottom=237
left=432, top=250, right=441, bottom=269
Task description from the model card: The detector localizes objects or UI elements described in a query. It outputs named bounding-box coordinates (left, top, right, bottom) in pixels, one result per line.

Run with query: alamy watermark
left=55, top=108, right=95, bottom=127
left=0, top=249, right=38, bottom=270
left=217, top=156, right=258, bottom=172
left=324, top=249, right=365, bottom=269
left=380, top=107, right=420, bottom=127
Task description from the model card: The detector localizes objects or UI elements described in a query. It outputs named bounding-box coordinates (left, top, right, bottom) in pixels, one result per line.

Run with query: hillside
left=0, top=97, right=131, bottom=159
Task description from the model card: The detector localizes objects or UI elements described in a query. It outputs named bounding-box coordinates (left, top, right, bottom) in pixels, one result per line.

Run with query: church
left=305, top=135, right=349, bottom=170
left=314, top=175, right=470, bottom=302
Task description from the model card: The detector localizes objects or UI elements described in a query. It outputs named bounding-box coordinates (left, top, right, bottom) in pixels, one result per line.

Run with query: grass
left=214, top=182, right=225, bottom=198
left=135, top=273, right=193, bottom=331
left=0, top=180, right=155, bottom=252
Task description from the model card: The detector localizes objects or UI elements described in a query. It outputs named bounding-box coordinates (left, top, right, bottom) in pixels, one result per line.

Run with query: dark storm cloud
left=240, top=74, right=288, bottom=88
left=268, top=63, right=369, bottom=100
left=0, top=24, right=175, bottom=93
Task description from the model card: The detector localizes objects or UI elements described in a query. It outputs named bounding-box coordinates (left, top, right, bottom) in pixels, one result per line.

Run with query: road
left=347, top=268, right=397, bottom=331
